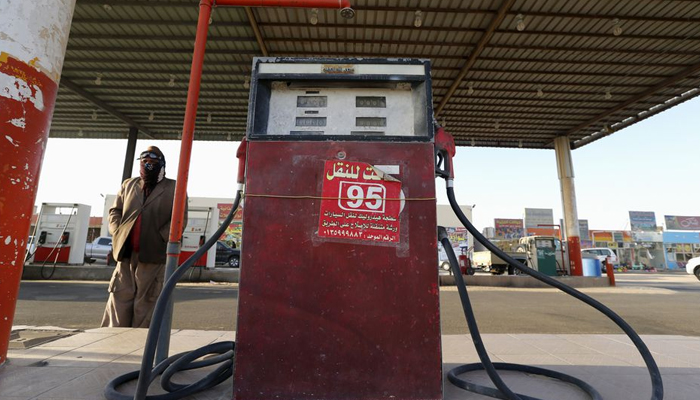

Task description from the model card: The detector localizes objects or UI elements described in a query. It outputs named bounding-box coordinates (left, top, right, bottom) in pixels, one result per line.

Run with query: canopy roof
left=52, top=0, right=700, bottom=149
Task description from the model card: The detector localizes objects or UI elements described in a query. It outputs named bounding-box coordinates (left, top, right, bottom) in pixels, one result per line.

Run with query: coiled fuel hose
left=441, top=184, right=664, bottom=400
left=104, top=188, right=242, bottom=400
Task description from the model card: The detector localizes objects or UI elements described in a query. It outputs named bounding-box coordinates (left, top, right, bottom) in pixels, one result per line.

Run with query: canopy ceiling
left=52, top=0, right=700, bottom=149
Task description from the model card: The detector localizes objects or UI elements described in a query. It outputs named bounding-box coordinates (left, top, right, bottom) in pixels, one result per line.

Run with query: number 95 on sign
left=338, top=182, right=386, bottom=213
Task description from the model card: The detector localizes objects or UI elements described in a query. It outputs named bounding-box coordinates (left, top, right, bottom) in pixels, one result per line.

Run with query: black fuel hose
left=442, top=185, right=663, bottom=400
left=439, top=231, right=600, bottom=400
left=104, top=189, right=242, bottom=400
left=40, top=207, right=76, bottom=279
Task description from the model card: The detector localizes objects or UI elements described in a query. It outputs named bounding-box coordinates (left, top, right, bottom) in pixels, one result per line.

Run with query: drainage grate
left=9, top=329, right=78, bottom=349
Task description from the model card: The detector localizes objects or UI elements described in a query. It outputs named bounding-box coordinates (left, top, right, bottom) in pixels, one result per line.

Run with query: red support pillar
left=156, top=0, right=215, bottom=364
left=0, top=0, right=76, bottom=365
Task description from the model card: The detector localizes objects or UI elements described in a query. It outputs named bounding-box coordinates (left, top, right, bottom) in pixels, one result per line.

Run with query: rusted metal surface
left=235, top=141, right=442, bottom=400
left=0, top=0, right=76, bottom=366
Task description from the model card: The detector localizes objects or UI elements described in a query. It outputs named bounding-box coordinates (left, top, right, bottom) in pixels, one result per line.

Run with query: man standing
left=101, top=146, right=186, bottom=328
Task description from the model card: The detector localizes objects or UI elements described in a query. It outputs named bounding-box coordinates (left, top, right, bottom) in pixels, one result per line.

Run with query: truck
left=472, top=248, right=529, bottom=275
left=84, top=236, right=114, bottom=265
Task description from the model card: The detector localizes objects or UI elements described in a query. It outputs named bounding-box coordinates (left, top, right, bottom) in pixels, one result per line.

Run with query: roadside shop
left=630, top=232, right=666, bottom=270
left=663, top=231, right=700, bottom=270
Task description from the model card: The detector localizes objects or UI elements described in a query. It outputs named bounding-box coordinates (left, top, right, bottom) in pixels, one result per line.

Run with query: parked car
left=85, top=236, right=113, bottom=264
left=581, top=248, right=618, bottom=272
left=25, top=236, right=37, bottom=261
left=686, top=256, right=700, bottom=281
left=216, top=241, right=240, bottom=268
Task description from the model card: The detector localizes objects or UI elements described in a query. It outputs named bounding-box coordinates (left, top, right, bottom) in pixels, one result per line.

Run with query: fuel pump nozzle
left=434, top=126, right=456, bottom=181
left=236, top=137, right=248, bottom=185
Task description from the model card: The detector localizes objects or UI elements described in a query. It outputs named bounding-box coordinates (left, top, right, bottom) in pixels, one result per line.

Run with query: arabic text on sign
left=326, top=162, right=382, bottom=181
left=322, top=64, right=355, bottom=74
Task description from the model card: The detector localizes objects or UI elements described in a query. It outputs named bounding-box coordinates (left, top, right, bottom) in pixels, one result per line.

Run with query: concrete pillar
left=0, top=0, right=76, bottom=365
left=554, top=136, right=583, bottom=276
left=122, top=126, right=138, bottom=182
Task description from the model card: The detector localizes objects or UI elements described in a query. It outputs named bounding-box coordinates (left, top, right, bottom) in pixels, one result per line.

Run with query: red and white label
left=319, top=161, right=401, bottom=243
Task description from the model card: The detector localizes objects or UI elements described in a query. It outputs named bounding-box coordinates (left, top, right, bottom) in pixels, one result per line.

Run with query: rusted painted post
left=605, top=256, right=616, bottom=286
left=0, top=0, right=76, bottom=365
left=554, top=136, right=584, bottom=276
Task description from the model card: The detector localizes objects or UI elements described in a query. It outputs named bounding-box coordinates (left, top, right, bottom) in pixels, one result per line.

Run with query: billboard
left=494, top=219, right=524, bottom=239
left=524, top=208, right=554, bottom=235
left=446, top=227, right=469, bottom=246
left=524, top=208, right=554, bottom=229
left=665, top=215, right=700, bottom=231
left=559, top=218, right=589, bottom=240
left=629, top=211, right=657, bottom=232
left=579, top=219, right=589, bottom=240
left=217, top=202, right=244, bottom=243
left=590, top=230, right=633, bottom=244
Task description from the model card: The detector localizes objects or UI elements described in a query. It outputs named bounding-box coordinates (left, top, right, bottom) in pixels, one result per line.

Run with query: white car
left=581, top=248, right=618, bottom=272
left=686, top=256, right=700, bottom=281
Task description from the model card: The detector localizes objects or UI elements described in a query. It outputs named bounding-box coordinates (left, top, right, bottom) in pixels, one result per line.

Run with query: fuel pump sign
left=235, top=58, right=440, bottom=400
left=319, top=160, right=402, bottom=243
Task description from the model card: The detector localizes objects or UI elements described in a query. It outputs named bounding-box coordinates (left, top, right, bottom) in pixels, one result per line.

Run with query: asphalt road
left=13, top=272, right=700, bottom=336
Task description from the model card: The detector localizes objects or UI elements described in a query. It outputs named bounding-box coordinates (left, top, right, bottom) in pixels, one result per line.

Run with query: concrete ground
left=7, top=271, right=697, bottom=399
left=2, top=327, right=699, bottom=400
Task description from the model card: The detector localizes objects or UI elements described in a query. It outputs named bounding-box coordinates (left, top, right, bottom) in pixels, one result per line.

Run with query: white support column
left=554, top=136, right=583, bottom=276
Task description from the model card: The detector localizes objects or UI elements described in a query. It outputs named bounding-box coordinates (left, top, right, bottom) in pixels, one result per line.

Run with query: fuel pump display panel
left=266, top=87, right=416, bottom=137
left=247, top=58, right=433, bottom=142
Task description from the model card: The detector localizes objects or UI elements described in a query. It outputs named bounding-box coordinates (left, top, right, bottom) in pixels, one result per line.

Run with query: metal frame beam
left=62, top=54, right=692, bottom=71
left=437, top=0, right=515, bottom=115
left=244, top=7, right=269, bottom=56
left=61, top=75, right=695, bottom=91
left=353, top=5, right=700, bottom=24
left=572, top=87, right=700, bottom=148
left=563, top=61, right=700, bottom=137
left=59, top=78, right=155, bottom=138
left=68, top=23, right=700, bottom=43
left=65, top=38, right=700, bottom=58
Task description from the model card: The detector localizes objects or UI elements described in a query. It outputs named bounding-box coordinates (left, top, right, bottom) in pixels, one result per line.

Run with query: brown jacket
left=109, top=177, right=187, bottom=264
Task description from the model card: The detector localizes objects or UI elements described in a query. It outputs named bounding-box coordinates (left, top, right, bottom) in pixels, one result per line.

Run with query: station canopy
left=53, top=0, right=700, bottom=149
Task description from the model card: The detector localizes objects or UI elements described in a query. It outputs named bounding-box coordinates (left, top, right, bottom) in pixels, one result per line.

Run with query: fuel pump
left=234, top=57, right=442, bottom=400
left=105, top=58, right=663, bottom=400
left=32, top=203, right=90, bottom=265
left=518, top=237, right=558, bottom=276
left=178, top=206, right=218, bottom=269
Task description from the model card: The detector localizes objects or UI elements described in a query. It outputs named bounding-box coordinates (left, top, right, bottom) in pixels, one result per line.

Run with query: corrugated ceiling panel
left=53, top=0, right=700, bottom=147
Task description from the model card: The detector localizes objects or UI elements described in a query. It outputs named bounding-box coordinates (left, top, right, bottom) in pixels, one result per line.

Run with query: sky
left=33, top=96, right=700, bottom=232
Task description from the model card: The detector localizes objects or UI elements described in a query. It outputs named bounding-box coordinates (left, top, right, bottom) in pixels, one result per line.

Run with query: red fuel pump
left=32, top=203, right=90, bottom=265
left=234, top=58, right=442, bottom=400
left=104, top=57, right=664, bottom=400
left=458, top=252, right=471, bottom=275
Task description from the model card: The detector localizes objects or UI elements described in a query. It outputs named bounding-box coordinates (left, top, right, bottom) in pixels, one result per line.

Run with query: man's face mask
left=139, top=151, right=165, bottom=184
